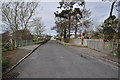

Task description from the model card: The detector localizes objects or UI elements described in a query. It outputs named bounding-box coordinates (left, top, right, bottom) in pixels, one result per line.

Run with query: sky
left=86, top=2, right=117, bottom=30
left=36, top=2, right=59, bottom=36
left=37, top=2, right=118, bottom=36
left=0, top=1, right=118, bottom=36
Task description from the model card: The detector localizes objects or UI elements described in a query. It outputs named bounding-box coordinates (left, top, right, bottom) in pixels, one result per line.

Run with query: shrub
left=2, top=57, right=9, bottom=72
left=2, top=42, right=9, bottom=52
left=64, top=39, right=69, bottom=43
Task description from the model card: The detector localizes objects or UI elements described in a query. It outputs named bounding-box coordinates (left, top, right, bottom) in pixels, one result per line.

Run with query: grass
left=1, top=39, right=46, bottom=72
left=1, top=40, right=46, bottom=52
left=2, top=48, right=9, bottom=52
left=1, top=42, right=9, bottom=52
left=32, top=40, right=45, bottom=44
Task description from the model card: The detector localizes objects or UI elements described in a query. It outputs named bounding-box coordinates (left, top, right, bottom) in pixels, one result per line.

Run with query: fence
left=87, top=40, right=120, bottom=54
left=1, top=40, right=33, bottom=52
left=16, top=40, right=33, bottom=47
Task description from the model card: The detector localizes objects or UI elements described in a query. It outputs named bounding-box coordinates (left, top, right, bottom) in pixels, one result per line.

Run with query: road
left=10, top=41, right=118, bottom=78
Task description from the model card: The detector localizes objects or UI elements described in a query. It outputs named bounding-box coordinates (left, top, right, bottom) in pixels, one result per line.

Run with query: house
left=13, top=29, right=33, bottom=41
left=1, top=31, right=10, bottom=42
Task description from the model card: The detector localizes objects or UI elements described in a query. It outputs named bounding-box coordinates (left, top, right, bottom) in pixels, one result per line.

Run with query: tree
left=74, top=8, right=92, bottom=38
left=31, top=18, right=45, bottom=35
left=118, top=19, right=120, bottom=39
left=115, top=1, right=120, bottom=39
left=102, top=0, right=117, bottom=17
left=2, top=2, right=39, bottom=40
left=52, top=17, right=68, bottom=39
left=54, top=0, right=92, bottom=40
left=99, top=15, right=118, bottom=41
left=55, top=1, right=85, bottom=39
left=109, top=0, right=117, bottom=17
left=101, top=0, right=118, bottom=41
left=2, top=2, right=39, bottom=48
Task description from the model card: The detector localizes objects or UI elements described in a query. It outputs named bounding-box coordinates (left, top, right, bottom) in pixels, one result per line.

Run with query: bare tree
left=2, top=2, right=39, bottom=48
left=2, top=2, right=38, bottom=31
left=31, top=18, right=45, bottom=35
left=2, top=2, right=38, bottom=37
left=18, top=2, right=38, bottom=32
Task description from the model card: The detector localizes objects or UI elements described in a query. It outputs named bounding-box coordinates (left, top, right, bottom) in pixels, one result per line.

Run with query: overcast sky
left=37, top=2, right=117, bottom=35
left=0, top=1, right=118, bottom=35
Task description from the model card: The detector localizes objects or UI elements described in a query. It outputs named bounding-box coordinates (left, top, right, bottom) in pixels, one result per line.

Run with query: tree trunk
left=68, top=15, right=71, bottom=39
left=60, top=31, right=63, bottom=38
left=9, top=39, right=13, bottom=50
left=75, top=27, right=78, bottom=38
left=14, top=39, right=17, bottom=48
left=75, top=16, right=78, bottom=38
left=13, top=32, right=18, bottom=49
left=64, top=27, right=66, bottom=39
left=110, top=1, right=116, bottom=17
left=60, top=18, right=63, bottom=38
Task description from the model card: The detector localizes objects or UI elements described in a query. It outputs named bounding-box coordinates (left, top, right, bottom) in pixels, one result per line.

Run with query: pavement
left=68, top=46, right=119, bottom=65
left=57, top=40, right=119, bottom=66
left=3, top=44, right=39, bottom=73
left=6, top=41, right=118, bottom=78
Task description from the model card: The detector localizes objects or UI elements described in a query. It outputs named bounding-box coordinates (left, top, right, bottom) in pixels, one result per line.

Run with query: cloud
left=0, top=1, right=118, bottom=35
left=86, top=2, right=118, bottom=30
left=36, top=2, right=59, bottom=35
left=34, top=2, right=118, bottom=34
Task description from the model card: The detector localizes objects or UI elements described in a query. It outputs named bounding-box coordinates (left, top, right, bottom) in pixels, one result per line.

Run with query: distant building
left=33, top=34, right=52, bottom=40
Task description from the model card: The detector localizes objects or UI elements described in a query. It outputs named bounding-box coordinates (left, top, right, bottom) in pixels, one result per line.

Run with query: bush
left=64, top=39, right=69, bottom=43
left=2, top=57, right=9, bottom=72
left=2, top=42, right=9, bottom=52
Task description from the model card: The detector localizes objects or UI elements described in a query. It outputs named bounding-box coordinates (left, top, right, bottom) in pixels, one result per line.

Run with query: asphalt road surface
left=10, top=41, right=118, bottom=78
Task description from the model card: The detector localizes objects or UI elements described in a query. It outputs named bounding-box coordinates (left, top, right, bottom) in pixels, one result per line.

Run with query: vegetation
left=91, top=0, right=120, bottom=42
left=2, top=2, right=45, bottom=48
left=52, top=0, right=92, bottom=40
left=2, top=56, right=9, bottom=72
left=96, top=15, right=118, bottom=42
left=33, top=40, right=45, bottom=44
left=1, top=39, right=45, bottom=52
